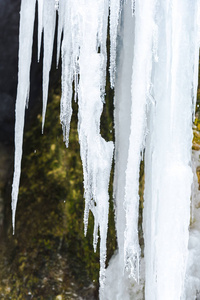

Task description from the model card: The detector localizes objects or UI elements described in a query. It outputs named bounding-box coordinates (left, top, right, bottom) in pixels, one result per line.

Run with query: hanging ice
left=123, top=0, right=156, bottom=280
left=143, top=1, right=200, bottom=299
left=12, top=0, right=36, bottom=232
left=104, top=0, right=200, bottom=299
left=12, top=0, right=200, bottom=298
left=12, top=0, right=113, bottom=291
left=76, top=0, right=113, bottom=286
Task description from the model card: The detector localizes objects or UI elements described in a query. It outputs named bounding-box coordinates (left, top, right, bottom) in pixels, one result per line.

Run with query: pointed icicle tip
left=12, top=204, right=16, bottom=235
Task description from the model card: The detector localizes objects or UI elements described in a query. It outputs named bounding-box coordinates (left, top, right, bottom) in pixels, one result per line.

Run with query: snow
left=12, top=0, right=200, bottom=299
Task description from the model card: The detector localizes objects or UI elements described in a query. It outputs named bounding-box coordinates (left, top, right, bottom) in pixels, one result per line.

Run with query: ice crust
left=12, top=0, right=200, bottom=298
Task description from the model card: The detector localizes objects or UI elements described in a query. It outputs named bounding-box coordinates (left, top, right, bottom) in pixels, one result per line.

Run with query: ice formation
left=12, top=0, right=200, bottom=298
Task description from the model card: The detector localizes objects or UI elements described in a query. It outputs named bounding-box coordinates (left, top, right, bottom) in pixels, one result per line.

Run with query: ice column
left=102, top=1, right=144, bottom=298
left=124, top=0, right=156, bottom=280
left=143, top=1, right=199, bottom=299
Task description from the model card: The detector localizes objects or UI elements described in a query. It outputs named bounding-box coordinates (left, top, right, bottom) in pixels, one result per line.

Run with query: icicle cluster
left=12, top=0, right=117, bottom=288
left=12, top=0, right=200, bottom=298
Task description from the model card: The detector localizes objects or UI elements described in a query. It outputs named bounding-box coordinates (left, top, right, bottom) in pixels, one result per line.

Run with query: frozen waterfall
left=12, top=0, right=200, bottom=299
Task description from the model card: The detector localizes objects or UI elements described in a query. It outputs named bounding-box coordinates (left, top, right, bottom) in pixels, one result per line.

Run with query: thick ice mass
left=12, top=0, right=200, bottom=298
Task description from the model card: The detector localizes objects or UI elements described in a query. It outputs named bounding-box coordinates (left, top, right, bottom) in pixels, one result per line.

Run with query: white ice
left=12, top=0, right=114, bottom=292
left=12, top=1, right=200, bottom=299
left=41, top=0, right=56, bottom=132
left=124, top=0, right=156, bottom=281
left=12, top=0, right=36, bottom=232
left=76, top=1, right=113, bottom=288
left=144, top=1, right=199, bottom=299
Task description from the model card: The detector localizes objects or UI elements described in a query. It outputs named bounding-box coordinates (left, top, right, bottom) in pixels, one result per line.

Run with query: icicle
left=109, top=0, right=121, bottom=88
left=102, top=1, right=140, bottom=298
left=98, top=0, right=109, bottom=97
left=11, top=0, right=37, bottom=232
left=42, top=0, right=56, bottom=132
left=55, top=0, right=59, bottom=11
left=56, top=0, right=64, bottom=67
left=77, top=1, right=113, bottom=288
left=123, top=0, right=156, bottom=281
left=59, top=2, right=73, bottom=147
left=37, top=0, right=44, bottom=62
left=12, top=1, right=200, bottom=298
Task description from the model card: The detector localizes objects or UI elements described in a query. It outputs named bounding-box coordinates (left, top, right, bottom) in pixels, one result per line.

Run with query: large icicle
left=123, top=0, right=156, bottom=280
left=56, top=0, right=64, bottom=67
left=103, top=1, right=145, bottom=298
left=109, top=0, right=121, bottom=88
left=143, top=1, right=198, bottom=299
left=59, top=1, right=73, bottom=147
left=37, top=0, right=43, bottom=61
left=76, top=0, right=113, bottom=289
left=41, top=0, right=56, bottom=131
left=11, top=0, right=37, bottom=232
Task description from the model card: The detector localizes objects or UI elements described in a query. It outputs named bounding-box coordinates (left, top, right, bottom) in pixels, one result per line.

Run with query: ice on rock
left=184, top=152, right=200, bottom=296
